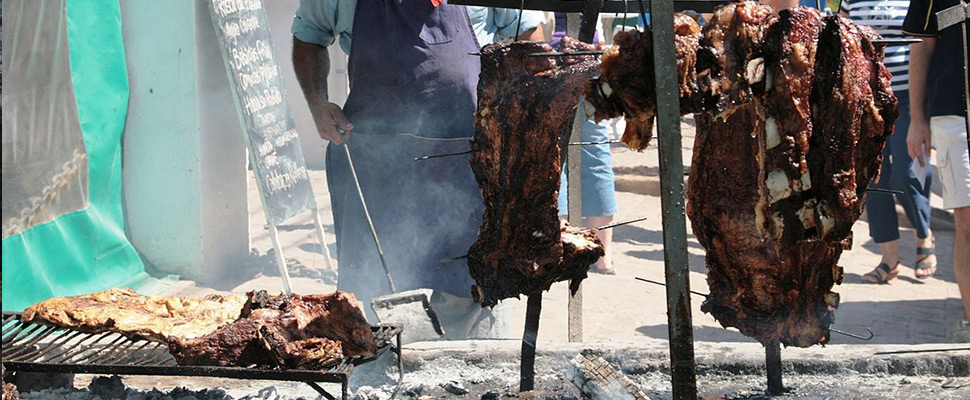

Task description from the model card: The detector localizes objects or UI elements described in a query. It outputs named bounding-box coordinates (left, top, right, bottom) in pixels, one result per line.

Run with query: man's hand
left=908, top=118, right=932, bottom=167
left=309, top=101, right=353, bottom=144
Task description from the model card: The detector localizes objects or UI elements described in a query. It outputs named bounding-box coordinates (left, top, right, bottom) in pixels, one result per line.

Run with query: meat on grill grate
left=21, top=288, right=247, bottom=342
left=584, top=13, right=702, bottom=151
left=169, top=290, right=377, bottom=369
left=468, top=38, right=604, bottom=307
left=687, top=4, right=897, bottom=347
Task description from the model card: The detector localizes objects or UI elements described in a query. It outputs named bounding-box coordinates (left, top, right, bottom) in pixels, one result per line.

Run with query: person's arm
left=293, top=38, right=352, bottom=144
left=906, top=37, right=937, bottom=165
left=519, top=25, right=544, bottom=42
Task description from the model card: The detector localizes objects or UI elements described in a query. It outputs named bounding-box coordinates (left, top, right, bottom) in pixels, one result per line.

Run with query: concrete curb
left=402, top=339, right=970, bottom=378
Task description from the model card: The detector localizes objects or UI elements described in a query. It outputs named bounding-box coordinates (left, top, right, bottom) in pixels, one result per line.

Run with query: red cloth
left=431, top=0, right=442, bottom=7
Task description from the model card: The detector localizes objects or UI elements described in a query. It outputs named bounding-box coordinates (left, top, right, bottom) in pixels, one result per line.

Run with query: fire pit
left=1, top=312, right=403, bottom=400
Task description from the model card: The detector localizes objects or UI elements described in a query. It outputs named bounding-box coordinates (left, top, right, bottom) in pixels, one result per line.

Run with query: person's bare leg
left=953, top=207, right=970, bottom=321
left=586, top=215, right=614, bottom=272
left=915, top=228, right=938, bottom=277
left=879, top=240, right=900, bottom=266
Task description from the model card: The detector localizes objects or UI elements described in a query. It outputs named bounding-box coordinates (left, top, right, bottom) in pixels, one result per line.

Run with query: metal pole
left=648, top=0, right=698, bottom=398
left=565, top=11, right=585, bottom=344
left=766, top=341, right=784, bottom=395
left=519, top=294, right=542, bottom=392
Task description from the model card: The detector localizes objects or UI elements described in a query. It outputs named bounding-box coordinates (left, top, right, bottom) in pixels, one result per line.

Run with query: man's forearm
left=518, top=25, right=544, bottom=42
left=908, top=37, right=937, bottom=120
left=293, top=37, right=331, bottom=105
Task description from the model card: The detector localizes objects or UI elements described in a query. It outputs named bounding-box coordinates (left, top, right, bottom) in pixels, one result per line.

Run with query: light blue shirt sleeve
left=466, top=7, right=545, bottom=46
left=291, top=0, right=355, bottom=55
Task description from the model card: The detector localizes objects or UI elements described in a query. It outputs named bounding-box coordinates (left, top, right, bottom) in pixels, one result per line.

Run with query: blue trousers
left=866, top=92, right=933, bottom=243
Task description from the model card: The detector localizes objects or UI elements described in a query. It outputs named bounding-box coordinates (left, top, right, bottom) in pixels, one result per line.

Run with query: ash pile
left=15, top=376, right=308, bottom=400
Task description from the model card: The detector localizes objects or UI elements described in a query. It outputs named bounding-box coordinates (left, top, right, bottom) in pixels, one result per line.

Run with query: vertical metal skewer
left=766, top=341, right=784, bottom=395
left=519, top=294, right=542, bottom=392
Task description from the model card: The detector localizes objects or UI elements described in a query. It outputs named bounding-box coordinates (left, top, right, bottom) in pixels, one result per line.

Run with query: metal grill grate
left=1, top=312, right=403, bottom=400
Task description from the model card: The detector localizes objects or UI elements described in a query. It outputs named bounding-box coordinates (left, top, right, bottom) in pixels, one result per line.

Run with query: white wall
left=121, top=0, right=249, bottom=283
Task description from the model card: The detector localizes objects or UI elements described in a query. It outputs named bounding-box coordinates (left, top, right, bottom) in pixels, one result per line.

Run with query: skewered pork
left=169, top=290, right=377, bottom=369
left=687, top=5, right=896, bottom=347
left=584, top=13, right=703, bottom=151
left=468, top=39, right=605, bottom=307
left=22, top=288, right=247, bottom=342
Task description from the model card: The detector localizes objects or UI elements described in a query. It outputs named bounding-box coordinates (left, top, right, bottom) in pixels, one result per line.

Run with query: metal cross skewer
left=414, top=140, right=618, bottom=161
left=633, top=276, right=874, bottom=341
left=866, top=187, right=904, bottom=195
left=441, top=216, right=648, bottom=264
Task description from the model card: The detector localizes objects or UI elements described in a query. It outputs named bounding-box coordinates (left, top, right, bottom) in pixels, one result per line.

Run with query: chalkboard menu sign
left=208, top=0, right=314, bottom=225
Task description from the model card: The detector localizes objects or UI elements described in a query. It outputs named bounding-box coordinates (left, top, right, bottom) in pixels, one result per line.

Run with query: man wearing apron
left=291, top=1, right=544, bottom=339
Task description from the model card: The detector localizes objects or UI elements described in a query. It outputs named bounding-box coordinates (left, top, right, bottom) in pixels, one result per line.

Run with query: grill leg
left=306, top=381, right=338, bottom=400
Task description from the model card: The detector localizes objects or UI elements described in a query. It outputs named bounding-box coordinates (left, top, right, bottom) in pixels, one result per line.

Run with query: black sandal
left=862, top=262, right=899, bottom=284
left=916, top=246, right=938, bottom=279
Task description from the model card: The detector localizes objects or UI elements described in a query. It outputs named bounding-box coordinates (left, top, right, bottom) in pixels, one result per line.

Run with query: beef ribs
left=468, top=39, right=604, bottom=307
left=169, top=291, right=377, bottom=369
left=584, top=13, right=702, bottom=151
left=695, top=1, right=775, bottom=117
left=687, top=9, right=896, bottom=347
left=21, top=288, right=247, bottom=342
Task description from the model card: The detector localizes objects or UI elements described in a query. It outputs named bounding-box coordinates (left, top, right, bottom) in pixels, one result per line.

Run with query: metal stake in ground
left=520, top=294, right=542, bottom=392
left=766, top=340, right=785, bottom=395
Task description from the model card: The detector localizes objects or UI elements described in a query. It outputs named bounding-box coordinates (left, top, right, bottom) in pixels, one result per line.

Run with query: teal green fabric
left=2, top=0, right=147, bottom=311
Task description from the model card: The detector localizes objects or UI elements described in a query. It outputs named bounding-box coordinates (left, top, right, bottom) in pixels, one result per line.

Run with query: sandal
left=862, top=262, right=899, bottom=284
left=915, top=246, right=938, bottom=279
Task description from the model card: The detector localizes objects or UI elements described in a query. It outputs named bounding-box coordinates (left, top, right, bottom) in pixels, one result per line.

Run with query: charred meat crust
left=468, top=39, right=605, bottom=307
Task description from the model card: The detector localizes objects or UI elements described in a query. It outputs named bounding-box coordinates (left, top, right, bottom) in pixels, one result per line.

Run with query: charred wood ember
left=687, top=8, right=897, bottom=347
left=584, top=13, right=702, bottom=151
left=21, top=288, right=247, bottom=342
left=169, top=290, right=377, bottom=369
left=2, top=383, right=16, bottom=400
left=468, top=39, right=604, bottom=307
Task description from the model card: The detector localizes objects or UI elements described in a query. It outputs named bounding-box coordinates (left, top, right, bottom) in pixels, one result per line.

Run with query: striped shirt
left=839, top=0, right=910, bottom=92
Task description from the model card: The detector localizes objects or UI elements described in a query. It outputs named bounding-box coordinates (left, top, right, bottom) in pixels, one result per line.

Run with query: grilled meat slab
left=22, top=288, right=247, bottom=342
left=468, top=39, right=604, bottom=307
left=169, top=290, right=377, bottom=369
left=687, top=8, right=896, bottom=347
left=585, top=13, right=702, bottom=151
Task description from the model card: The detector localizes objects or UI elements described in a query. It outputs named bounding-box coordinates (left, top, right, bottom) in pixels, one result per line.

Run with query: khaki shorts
left=931, top=116, right=970, bottom=209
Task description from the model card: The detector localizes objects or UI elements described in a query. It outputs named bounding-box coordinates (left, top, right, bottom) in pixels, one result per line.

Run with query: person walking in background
left=839, top=0, right=937, bottom=283
left=903, top=0, right=970, bottom=341
left=550, top=13, right=619, bottom=274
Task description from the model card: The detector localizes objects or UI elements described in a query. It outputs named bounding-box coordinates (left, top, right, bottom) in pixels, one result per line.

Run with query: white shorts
left=931, top=116, right=970, bottom=209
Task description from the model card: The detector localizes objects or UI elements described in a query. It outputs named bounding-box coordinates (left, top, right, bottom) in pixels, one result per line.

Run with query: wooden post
left=519, top=294, right=543, bottom=392
left=766, top=341, right=784, bottom=395
left=565, top=12, right=585, bottom=344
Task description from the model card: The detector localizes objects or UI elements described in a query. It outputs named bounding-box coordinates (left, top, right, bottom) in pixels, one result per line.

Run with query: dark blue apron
left=325, top=0, right=483, bottom=312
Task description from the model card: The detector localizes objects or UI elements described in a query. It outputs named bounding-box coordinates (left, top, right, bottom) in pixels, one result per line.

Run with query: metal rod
left=650, top=0, right=698, bottom=397
left=529, top=51, right=604, bottom=57
left=440, top=254, right=469, bottom=264
left=413, top=149, right=475, bottom=161
left=871, top=38, right=923, bottom=45
left=866, top=187, right=904, bottom=195
left=766, top=341, right=785, bottom=396
left=830, top=327, right=874, bottom=341
left=569, top=139, right=620, bottom=145
left=415, top=141, right=610, bottom=161
left=342, top=138, right=397, bottom=293
left=874, top=347, right=970, bottom=356
left=634, top=277, right=709, bottom=297
left=582, top=215, right=649, bottom=232
left=519, top=294, right=542, bottom=392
